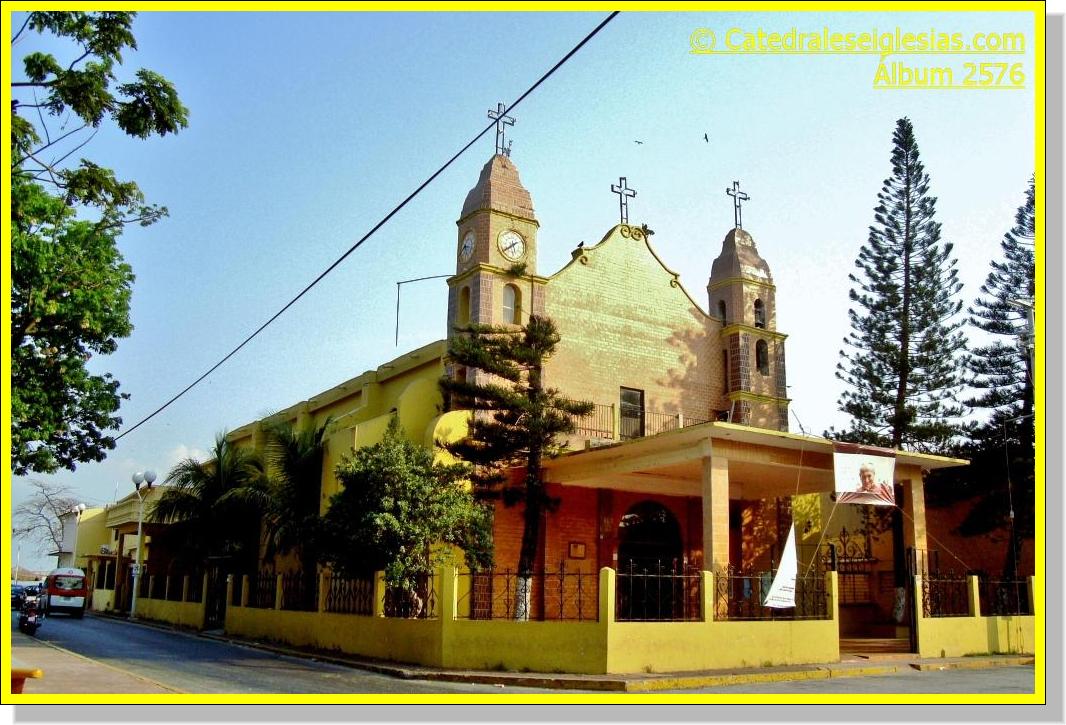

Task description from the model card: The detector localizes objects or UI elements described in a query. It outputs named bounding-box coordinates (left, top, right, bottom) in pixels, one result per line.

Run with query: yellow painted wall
left=137, top=597, right=206, bottom=630
left=90, top=590, right=114, bottom=612
left=444, top=620, right=605, bottom=673
left=914, top=576, right=1035, bottom=657
left=605, top=618, right=838, bottom=673
left=226, top=607, right=444, bottom=667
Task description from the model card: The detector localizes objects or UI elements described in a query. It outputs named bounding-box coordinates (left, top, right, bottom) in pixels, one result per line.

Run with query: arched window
left=458, top=286, right=471, bottom=325
left=753, top=299, right=766, bottom=329
left=503, top=284, right=521, bottom=324
left=717, top=300, right=727, bottom=324
left=756, top=339, right=769, bottom=375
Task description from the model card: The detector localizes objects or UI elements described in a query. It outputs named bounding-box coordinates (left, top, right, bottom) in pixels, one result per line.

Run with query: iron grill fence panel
left=248, top=571, right=278, bottom=609
left=280, top=571, right=319, bottom=611
left=979, top=578, right=1032, bottom=616
left=921, top=573, right=970, bottom=617
left=572, top=403, right=614, bottom=440
left=714, top=568, right=830, bottom=621
left=187, top=571, right=204, bottom=603
left=166, top=575, right=184, bottom=601
left=324, top=574, right=375, bottom=615
left=615, top=562, right=702, bottom=622
left=138, top=569, right=151, bottom=598
left=383, top=574, right=437, bottom=619
left=456, top=566, right=599, bottom=621
left=230, top=574, right=244, bottom=606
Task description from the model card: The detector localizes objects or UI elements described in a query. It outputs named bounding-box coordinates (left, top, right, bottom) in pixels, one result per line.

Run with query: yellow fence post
left=913, top=574, right=924, bottom=656
left=225, top=574, right=233, bottom=609
left=240, top=575, right=250, bottom=608
left=968, top=575, right=981, bottom=617
left=182, top=575, right=190, bottom=603
left=373, top=571, right=386, bottom=617
left=439, top=565, right=456, bottom=620
left=599, top=567, right=615, bottom=625
left=1028, top=576, right=1035, bottom=614
left=318, top=570, right=328, bottom=614
left=702, top=570, right=714, bottom=622
left=274, top=574, right=284, bottom=610
left=827, top=570, right=839, bottom=622
left=199, top=572, right=209, bottom=629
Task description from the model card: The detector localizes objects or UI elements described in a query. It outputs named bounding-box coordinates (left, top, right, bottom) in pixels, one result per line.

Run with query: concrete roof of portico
left=544, top=422, right=968, bottom=499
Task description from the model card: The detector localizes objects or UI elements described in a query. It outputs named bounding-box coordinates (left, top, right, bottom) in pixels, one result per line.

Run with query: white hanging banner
left=833, top=442, right=897, bottom=506
left=763, top=524, right=797, bottom=609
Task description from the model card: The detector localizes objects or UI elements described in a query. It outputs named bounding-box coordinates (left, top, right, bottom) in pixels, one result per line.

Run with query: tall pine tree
left=836, top=117, right=967, bottom=453
left=439, top=315, right=592, bottom=618
left=926, top=178, right=1035, bottom=567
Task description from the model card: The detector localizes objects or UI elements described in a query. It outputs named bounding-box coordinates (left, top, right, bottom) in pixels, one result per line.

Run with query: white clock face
left=459, top=231, right=475, bottom=263
left=498, top=230, right=526, bottom=262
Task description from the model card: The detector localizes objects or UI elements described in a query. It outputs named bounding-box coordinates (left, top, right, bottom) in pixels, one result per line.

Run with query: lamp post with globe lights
left=129, top=470, right=156, bottom=619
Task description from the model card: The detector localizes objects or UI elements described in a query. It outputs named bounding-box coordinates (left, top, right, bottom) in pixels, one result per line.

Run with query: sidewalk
left=11, top=631, right=182, bottom=694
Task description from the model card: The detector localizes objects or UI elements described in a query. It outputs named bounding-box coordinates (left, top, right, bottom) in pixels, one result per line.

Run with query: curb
left=909, top=656, right=1035, bottom=672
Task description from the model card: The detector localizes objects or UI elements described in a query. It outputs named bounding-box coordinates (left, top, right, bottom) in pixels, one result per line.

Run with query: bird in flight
left=634, top=140, right=644, bottom=145
left=703, top=133, right=709, bottom=142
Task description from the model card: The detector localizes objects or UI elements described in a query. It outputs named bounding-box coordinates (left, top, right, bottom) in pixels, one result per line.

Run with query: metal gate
left=833, top=526, right=878, bottom=604
left=203, top=568, right=228, bottom=630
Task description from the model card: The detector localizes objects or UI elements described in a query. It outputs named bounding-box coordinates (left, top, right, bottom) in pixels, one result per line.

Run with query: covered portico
left=544, top=421, right=966, bottom=575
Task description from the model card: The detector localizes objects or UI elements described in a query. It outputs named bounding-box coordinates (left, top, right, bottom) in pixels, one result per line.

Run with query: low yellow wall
left=90, top=590, right=114, bottom=612
left=137, top=598, right=206, bottom=630
left=226, top=607, right=444, bottom=667
left=914, top=576, right=1035, bottom=657
left=606, top=619, right=838, bottom=673
left=445, top=620, right=606, bottom=674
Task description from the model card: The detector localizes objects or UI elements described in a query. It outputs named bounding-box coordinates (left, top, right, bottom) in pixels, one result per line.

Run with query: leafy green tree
left=262, top=418, right=332, bottom=606
left=439, top=315, right=593, bottom=618
left=835, top=117, right=967, bottom=453
left=319, top=417, right=492, bottom=595
left=10, top=11, right=188, bottom=475
left=926, top=178, right=1035, bottom=571
left=150, top=434, right=268, bottom=573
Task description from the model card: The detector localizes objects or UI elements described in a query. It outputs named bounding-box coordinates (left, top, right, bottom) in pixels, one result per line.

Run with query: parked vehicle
left=42, top=567, right=88, bottom=618
left=18, top=594, right=43, bottom=635
left=11, top=584, right=25, bottom=609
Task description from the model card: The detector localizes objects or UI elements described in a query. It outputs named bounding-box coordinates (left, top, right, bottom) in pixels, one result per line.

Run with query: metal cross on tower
left=726, top=180, right=750, bottom=229
left=488, top=102, right=515, bottom=156
left=611, top=176, right=637, bottom=225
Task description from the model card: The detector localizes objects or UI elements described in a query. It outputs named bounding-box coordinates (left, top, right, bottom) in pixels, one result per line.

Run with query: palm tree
left=150, top=433, right=270, bottom=575
left=262, top=417, right=332, bottom=607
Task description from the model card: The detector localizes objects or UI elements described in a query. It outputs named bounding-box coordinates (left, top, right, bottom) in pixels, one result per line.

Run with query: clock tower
left=447, top=152, right=544, bottom=336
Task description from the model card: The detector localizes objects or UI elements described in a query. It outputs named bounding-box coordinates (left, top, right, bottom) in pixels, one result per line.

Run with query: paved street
left=10, top=612, right=1037, bottom=696
left=10, top=613, right=575, bottom=695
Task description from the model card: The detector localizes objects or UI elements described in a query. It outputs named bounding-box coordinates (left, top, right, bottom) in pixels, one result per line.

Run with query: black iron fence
left=572, top=403, right=614, bottom=439
left=383, top=573, right=437, bottom=619
left=323, top=573, right=375, bottom=615
left=138, top=569, right=151, bottom=598
left=165, top=575, right=184, bottom=601
left=615, top=561, right=701, bottom=621
left=230, top=573, right=244, bottom=606
left=714, top=567, right=830, bottom=621
left=248, top=571, right=278, bottom=609
left=921, top=573, right=971, bottom=618
left=979, top=578, right=1032, bottom=616
left=187, top=571, right=204, bottom=603
left=280, top=572, right=319, bottom=612
left=456, top=565, right=599, bottom=621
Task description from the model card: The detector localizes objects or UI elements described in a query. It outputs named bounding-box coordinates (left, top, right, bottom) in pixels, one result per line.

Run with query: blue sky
left=9, top=9, right=1039, bottom=570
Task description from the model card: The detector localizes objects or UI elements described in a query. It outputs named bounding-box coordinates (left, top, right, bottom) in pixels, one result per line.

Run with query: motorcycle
left=18, top=596, right=43, bottom=636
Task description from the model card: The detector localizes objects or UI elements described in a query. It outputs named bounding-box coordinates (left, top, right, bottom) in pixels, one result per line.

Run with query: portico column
left=701, top=454, right=730, bottom=572
left=900, top=465, right=929, bottom=569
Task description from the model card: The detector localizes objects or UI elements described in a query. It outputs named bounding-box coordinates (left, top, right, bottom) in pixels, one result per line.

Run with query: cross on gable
left=611, top=176, right=637, bottom=225
left=726, top=180, right=750, bottom=229
left=488, top=102, right=515, bottom=156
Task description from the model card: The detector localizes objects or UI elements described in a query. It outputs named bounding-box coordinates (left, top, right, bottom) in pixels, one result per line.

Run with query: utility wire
left=115, top=12, right=620, bottom=442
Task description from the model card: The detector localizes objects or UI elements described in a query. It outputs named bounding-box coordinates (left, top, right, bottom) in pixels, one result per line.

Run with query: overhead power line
left=115, top=12, right=620, bottom=442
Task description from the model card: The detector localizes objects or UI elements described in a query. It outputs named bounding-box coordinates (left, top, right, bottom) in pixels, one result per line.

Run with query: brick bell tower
left=446, top=150, right=544, bottom=336
left=706, top=182, right=789, bottom=430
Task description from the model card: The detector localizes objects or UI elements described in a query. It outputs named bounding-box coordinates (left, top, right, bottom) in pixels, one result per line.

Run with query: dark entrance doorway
left=616, top=501, right=697, bottom=620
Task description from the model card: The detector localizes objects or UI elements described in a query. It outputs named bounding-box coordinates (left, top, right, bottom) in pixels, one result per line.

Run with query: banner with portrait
left=832, top=443, right=896, bottom=506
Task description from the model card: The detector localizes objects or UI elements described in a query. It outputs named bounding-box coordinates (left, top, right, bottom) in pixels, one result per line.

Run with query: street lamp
left=129, top=470, right=156, bottom=619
